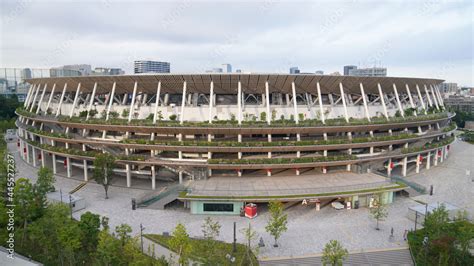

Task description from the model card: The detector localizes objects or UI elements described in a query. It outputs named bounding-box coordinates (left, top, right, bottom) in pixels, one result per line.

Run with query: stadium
left=16, top=74, right=455, bottom=214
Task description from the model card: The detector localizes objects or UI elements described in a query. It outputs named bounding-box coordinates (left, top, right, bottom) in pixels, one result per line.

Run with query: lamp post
left=140, top=223, right=145, bottom=253
left=233, top=221, right=237, bottom=253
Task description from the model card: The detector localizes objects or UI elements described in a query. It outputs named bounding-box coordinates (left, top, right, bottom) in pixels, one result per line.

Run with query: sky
left=0, top=0, right=473, bottom=86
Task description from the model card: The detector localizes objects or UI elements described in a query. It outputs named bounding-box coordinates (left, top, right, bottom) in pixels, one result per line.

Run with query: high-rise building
left=134, top=60, right=170, bottom=74
left=439, top=82, right=458, bottom=97
left=343, top=65, right=357, bottom=75
left=315, top=70, right=324, bottom=75
left=290, top=67, right=300, bottom=74
left=235, top=69, right=242, bottom=73
left=50, top=64, right=92, bottom=77
left=222, top=64, right=232, bottom=73
left=93, top=67, right=125, bottom=75
left=206, top=68, right=223, bottom=73
left=348, top=67, right=387, bottom=77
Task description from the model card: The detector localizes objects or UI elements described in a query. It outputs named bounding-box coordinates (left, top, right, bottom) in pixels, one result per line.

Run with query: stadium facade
left=16, top=74, right=455, bottom=214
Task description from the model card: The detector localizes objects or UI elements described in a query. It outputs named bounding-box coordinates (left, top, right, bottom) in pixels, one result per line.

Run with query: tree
left=369, top=197, right=388, bottom=230
left=14, top=178, right=36, bottom=246
left=169, top=223, right=191, bottom=266
left=321, top=240, right=349, bottom=266
left=241, top=223, right=259, bottom=265
left=424, top=204, right=449, bottom=239
left=115, top=223, right=132, bottom=247
left=201, top=217, right=221, bottom=264
left=36, top=167, right=55, bottom=195
left=95, top=229, right=122, bottom=266
left=79, top=212, right=101, bottom=263
left=260, top=111, right=266, bottom=122
left=93, top=153, right=116, bottom=199
left=265, top=201, right=288, bottom=247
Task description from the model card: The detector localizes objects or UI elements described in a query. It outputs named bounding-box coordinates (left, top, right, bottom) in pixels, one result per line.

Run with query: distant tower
left=222, top=64, right=232, bottom=73
left=289, top=67, right=300, bottom=74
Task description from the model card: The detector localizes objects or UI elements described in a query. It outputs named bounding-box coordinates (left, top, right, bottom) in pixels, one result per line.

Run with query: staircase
left=137, top=184, right=185, bottom=210
left=69, top=181, right=88, bottom=194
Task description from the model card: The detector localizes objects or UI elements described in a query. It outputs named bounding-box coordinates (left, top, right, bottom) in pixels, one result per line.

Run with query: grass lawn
left=145, top=234, right=259, bottom=265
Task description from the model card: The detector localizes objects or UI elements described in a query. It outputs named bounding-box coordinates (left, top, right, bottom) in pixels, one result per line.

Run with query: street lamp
left=140, top=223, right=146, bottom=253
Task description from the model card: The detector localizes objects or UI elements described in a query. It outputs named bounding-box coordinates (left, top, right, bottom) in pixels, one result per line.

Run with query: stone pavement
left=8, top=139, right=473, bottom=259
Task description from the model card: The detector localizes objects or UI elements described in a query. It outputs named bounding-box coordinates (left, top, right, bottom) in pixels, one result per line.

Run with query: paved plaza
left=8, top=138, right=474, bottom=259
left=189, top=171, right=390, bottom=197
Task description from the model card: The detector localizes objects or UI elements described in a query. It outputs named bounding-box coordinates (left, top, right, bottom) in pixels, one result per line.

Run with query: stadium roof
left=27, top=74, right=444, bottom=95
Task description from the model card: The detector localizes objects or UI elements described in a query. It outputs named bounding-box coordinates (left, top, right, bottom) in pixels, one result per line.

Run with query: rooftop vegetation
left=401, top=136, right=455, bottom=154
left=208, top=154, right=357, bottom=165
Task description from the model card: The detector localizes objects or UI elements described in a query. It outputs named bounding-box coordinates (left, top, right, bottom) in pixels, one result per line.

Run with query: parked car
left=331, top=201, right=345, bottom=210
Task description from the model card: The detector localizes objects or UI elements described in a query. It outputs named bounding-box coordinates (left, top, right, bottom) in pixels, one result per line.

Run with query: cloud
left=0, top=0, right=472, bottom=85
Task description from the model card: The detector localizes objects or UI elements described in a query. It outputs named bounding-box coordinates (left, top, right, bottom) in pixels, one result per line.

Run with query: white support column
left=56, top=83, right=68, bottom=117
left=316, top=81, right=325, bottom=124
left=151, top=166, right=156, bottom=190
left=66, top=157, right=72, bottom=178
left=416, top=154, right=421, bottom=173
left=24, top=83, right=36, bottom=108
left=426, top=152, right=431, bottom=169
left=392, top=83, right=404, bottom=118
left=152, top=81, right=162, bottom=124
left=237, top=81, right=242, bottom=125
left=377, top=83, right=389, bottom=120
left=128, top=82, right=138, bottom=122
left=178, top=171, right=183, bottom=184
left=434, top=85, right=444, bottom=107
left=402, top=157, right=408, bottom=177
left=292, top=82, right=299, bottom=124
left=105, top=82, right=117, bottom=121
left=35, top=84, right=48, bottom=114
left=359, top=83, right=371, bottom=122
left=65, top=83, right=81, bottom=135
left=180, top=81, right=187, bottom=125
left=424, top=84, right=433, bottom=108
left=85, top=82, right=98, bottom=120
left=416, top=84, right=427, bottom=114
left=339, top=83, right=349, bottom=123
left=265, top=81, right=271, bottom=125
left=29, top=83, right=42, bottom=112
left=405, top=84, right=417, bottom=116
left=126, top=164, right=131, bottom=187
left=208, top=81, right=214, bottom=123
left=45, top=83, right=56, bottom=115
left=32, top=146, right=37, bottom=167
left=440, top=147, right=444, bottom=163
left=430, top=85, right=440, bottom=110
left=387, top=158, right=392, bottom=177
left=434, top=149, right=438, bottom=166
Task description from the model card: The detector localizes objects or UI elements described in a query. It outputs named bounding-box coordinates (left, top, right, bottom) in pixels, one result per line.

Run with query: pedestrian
left=403, top=229, right=408, bottom=241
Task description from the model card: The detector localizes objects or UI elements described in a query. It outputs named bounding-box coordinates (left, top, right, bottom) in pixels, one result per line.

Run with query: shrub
left=169, top=114, right=177, bottom=121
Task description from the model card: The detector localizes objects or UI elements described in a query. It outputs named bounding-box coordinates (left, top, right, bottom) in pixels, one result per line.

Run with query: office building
left=92, top=67, right=125, bottom=75
left=343, top=65, right=357, bottom=75
left=0, top=68, right=50, bottom=101
left=134, top=60, right=170, bottom=74
left=290, top=67, right=300, bottom=74
left=222, top=64, right=232, bottom=73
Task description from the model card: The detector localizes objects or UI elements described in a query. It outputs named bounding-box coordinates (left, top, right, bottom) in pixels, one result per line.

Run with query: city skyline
left=1, top=0, right=472, bottom=86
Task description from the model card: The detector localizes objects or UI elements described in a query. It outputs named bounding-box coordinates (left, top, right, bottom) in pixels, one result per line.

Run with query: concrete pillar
left=237, top=81, right=242, bottom=125
left=440, top=147, right=444, bottom=163
left=69, top=83, right=81, bottom=118
left=347, top=148, right=352, bottom=172
left=29, top=83, right=42, bottom=112
left=151, top=166, right=156, bottom=190
left=416, top=84, right=427, bottom=114
left=405, top=84, right=417, bottom=116
left=105, top=82, right=117, bottom=121
left=393, top=83, right=404, bottom=118
left=32, top=147, right=37, bottom=167
left=179, top=171, right=183, bottom=184
left=26, top=144, right=30, bottom=163
left=265, top=81, right=271, bottom=125
left=402, top=157, right=408, bottom=177
left=434, top=150, right=438, bottom=166
left=44, top=83, right=56, bottom=115
left=430, top=85, right=440, bottom=110
left=180, top=81, right=187, bottom=124
left=83, top=160, right=88, bottom=181
left=416, top=154, right=421, bottom=173
left=128, top=82, right=138, bottom=122
left=424, top=84, right=433, bottom=108
left=359, top=83, right=371, bottom=121
left=66, top=157, right=71, bottom=178
left=153, top=81, right=162, bottom=124
left=387, top=158, right=392, bottom=176
left=426, top=152, right=431, bottom=169
left=317, top=81, right=325, bottom=124
left=126, top=164, right=131, bottom=187
left=35, top=84, right=48, bottom=114
left=339, top=82, right=349, bottom=123
left=85, top=82, right=98, bottom=120
left=291, top=82, right=298, bottom=124
left=377, top=83, right=389, bottom=120
left=24, top=83, right=36, bottom=108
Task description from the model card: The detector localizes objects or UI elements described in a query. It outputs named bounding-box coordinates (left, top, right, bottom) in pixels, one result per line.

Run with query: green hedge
left=208, top=154, right=357, bottom=165
left=121, top=133, right=416, bottom=147
left=401, top=136, right=455, bottom=154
